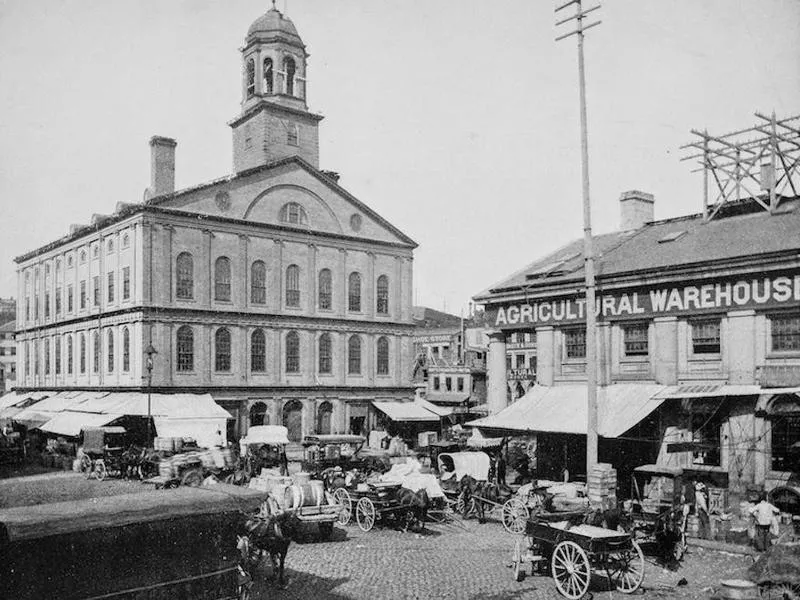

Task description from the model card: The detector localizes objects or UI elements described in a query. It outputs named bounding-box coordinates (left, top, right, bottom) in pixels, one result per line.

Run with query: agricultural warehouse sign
left=488, top=274, right=800, bottom=328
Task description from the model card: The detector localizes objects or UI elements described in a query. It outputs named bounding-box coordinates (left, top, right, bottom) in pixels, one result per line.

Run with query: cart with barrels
left=0, top=484, right=265, bottom=600
left=510, top=510, right=645, bottom=599
left=281, top=476, right=342, bottom=539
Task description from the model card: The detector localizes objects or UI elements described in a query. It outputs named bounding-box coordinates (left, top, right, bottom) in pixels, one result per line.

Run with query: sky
left=0, top=0, right=798, bottom=316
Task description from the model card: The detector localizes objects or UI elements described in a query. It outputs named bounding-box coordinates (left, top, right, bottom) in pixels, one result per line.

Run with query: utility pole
left=555, top=0, right=601, bottom=475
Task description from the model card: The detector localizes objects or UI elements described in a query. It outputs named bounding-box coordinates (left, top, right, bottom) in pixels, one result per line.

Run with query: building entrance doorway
left=283, top=400, right=303, bottom=442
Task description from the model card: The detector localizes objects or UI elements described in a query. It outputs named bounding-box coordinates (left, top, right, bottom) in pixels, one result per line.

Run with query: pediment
left=153, top=159, right=415, bottom=247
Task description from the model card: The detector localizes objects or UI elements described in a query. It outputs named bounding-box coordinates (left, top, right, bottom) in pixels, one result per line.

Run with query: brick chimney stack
left=619, top=190, right=654, bottom=230
left=146, top=136, right=177, bottom=200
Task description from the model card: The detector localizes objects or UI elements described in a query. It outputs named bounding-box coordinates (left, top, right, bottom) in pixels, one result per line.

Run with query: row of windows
left=24, top=268, right=131, bottom=321
left=22, top=233, right=131, bottom=284
left=519, top=315, right=800, bottom=361
left=176, top=253, right=391, bottom=313
left=246, top=55, right=301, bottom=98
left=432, top=375, right=466, bottom=392
left=175, top=326, right=392, bottom=376
left=23, top=328, right=131, bottom=377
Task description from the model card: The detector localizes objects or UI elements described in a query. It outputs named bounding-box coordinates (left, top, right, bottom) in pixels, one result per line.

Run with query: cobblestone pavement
left=249, top=518, right=754, bottom=600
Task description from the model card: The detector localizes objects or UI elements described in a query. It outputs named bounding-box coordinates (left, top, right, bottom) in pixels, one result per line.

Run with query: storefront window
left=771, top=415, right=800, bottom=472
left=564, top=328, right=586, bottom=359
left=691, top=319, right=721, bottom=354
left=623, top=324, right=648, bottom=356
left=771, top=315, right=800, bottom=352
left=691, top=410, right=723, bottom=466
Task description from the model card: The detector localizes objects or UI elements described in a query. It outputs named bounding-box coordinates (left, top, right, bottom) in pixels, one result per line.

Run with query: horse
left=458, top=476, right=514, bottom=523
left=395, top=487, right=429, bottom=531
left=237, top=510, right=301, bottom=587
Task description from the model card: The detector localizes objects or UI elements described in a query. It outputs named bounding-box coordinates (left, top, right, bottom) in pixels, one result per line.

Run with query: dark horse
left=395, top=488, right=430, bottom=531
left=458, top=476, right=514, bottom=523
left=237, top=511, right=301, bottom=587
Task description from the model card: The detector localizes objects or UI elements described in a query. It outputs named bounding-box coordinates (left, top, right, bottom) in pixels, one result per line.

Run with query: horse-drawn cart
left=79, top=426, right=128, bottom=480
left=511, top=511, right=645, bottom=599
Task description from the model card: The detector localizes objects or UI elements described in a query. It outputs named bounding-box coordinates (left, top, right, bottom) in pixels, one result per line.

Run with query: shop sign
left=507, top=368, right=536, bottom=381
left=488, top=274, right=800, bottom=328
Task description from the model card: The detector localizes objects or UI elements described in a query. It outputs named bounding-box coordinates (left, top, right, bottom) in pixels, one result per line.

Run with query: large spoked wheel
left=608, top=541, right=645, bottom=594
left=93, top=460, right=108, bottom=481
left=512, top=538, right=525, bottom=582
left=181, top=466, right=204, bottom=487
left=502, top=498, right=529, bottom=534
left=455, top=492, right=466, bottom=516
left=551, top=540, right=591, bottom=599
left=356, top=497, right=376, bottom=532
left=79, top=454, right=93, bottom=476
left=333, top=488, right=352, bottom=525
left=759, top=583, right=800, bottom=599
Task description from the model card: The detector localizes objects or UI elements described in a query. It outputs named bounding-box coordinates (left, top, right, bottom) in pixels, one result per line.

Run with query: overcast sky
left=0, top=0, right=798, bottom=315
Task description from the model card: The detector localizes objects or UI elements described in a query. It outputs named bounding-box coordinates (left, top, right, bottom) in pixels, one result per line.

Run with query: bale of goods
left=159, top=459, right=175, bottom=479
left=248, top=478, right=270, bottom=492
left=284, top=482, right=325, bottom=510
left=293, top=472, right=311, bottom=485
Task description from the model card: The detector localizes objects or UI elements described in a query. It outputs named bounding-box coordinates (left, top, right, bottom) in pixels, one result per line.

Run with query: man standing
left=695, top=482, right=710, bottom=540
left=750, top=492, right=780, bottom=551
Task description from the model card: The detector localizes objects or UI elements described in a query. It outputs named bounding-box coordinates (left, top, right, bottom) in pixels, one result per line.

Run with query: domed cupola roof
left=246, top=7, right=303, bottom=47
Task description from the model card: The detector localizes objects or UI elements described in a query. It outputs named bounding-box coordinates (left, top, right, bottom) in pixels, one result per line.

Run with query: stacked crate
left=587, top=463, right=617, bottom=510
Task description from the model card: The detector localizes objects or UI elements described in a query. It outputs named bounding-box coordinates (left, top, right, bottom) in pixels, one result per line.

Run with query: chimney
left=147, top=136, right=177, bottom=199
left=619, top=190, right=654, bottom=230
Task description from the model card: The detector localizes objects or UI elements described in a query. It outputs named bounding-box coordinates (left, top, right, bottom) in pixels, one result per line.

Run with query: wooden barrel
left=284, top=482, right=325, bottom=509
left=718, top=579, right=758, bottom=599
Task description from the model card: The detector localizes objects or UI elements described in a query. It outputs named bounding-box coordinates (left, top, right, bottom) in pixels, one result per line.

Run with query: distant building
left=0, top=321, right=16, bottom=391
left=0, top=298, right=15, bottom=324
left=11, top=6, right=416, bottom=444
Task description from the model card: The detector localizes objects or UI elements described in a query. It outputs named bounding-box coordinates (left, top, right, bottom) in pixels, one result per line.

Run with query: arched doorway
left=317, top=401, right=333, bottom=435
left=249, top=402, right=268, bottom=427
left=282, top=400, right=303, bottom=442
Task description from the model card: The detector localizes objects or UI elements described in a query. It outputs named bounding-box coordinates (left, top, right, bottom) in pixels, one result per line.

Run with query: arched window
left=263, top=57, right=273, bottom=93
left=214, top=256, right=231, bottom=301
left=122, top=327, right=130, bottom=372
left=283, top=399, right=303, bottom=442
left=376, top=275, right=389, bottom=315
left=250, top=402, right=268, bottom=427
left=283, top=56, right=296, bottom=96
left=67, top=335, right=73, bottom=374
left=251, top=329, right=266, bottom=372
left=285, top=331, right=300, bottom=373
left=279, top=202, right=308, bottom=225
left=318, top=333, right=332, bottom=374
left=377, top=336, right=390, bottom=375
left=348, top=335, right=361, bottom=375
left=176, top=252, right=194, bottom=299
left=317, top=401, right=333, bottom=435
left=177, top=326, right=194, bottom=372
left=285, top=264, right=300, bottom=307
left=348, top=272, right=361, bottom=312
left=251, top=260, right=267, bottom=304
left=92, top=331, right=100, bottom=373
left=215, top=328, right=231, bottom=372
left=246, top=58, right=255, bottom=97
left=318, top=269, right=332, bottom=310
left=107, top=330, right=114, bottom=372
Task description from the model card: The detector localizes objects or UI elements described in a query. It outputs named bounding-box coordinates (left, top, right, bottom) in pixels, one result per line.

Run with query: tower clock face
left=215, top=191, right=231, bottom=212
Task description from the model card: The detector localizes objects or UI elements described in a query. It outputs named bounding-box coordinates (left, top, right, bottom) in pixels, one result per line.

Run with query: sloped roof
left=476, top=196, right=800, bottom=301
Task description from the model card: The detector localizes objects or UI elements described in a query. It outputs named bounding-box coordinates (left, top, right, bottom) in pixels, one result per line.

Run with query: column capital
left=487, top=329, right=507, bottom=342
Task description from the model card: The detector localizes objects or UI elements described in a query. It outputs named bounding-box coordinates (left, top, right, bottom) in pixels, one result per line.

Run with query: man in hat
left=694, top=481, right=710, bottom=539
left=750, top=492, right=780, bottom=551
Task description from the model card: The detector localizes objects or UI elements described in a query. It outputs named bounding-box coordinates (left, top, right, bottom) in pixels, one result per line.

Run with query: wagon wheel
left=455, top=492, right=466, bottom=515
left=551, top=540, right=591, bottom=599
left=759, top=583, right=800, bottom=599
left=502, top=498, right=529, bottom=534
left=356, top=497, right=376, bottom=532
left=181, top=466, right=204, bottom=487
left=79, top=454, right=92, bottom=476
left=333, top=488, right=352, bottom=525
left=512, top=537, right=525, bottom=582
left=93, top=460, right=108, bottom=481
left=607, top=541, right=645, bottom=594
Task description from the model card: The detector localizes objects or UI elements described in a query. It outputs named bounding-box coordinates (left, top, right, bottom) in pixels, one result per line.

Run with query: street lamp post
left=144, top=343, right=157, bottom=448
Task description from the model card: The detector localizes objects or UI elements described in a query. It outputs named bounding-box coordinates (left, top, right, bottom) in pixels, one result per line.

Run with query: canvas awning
left=372, top=400, right=441, bottom=422
left=12, top=392, right=87, bottom=428
left=466, top=383, right=667, bottom=438
left=653, top=384, right=761, bottom=399
left=416, top=397, right=453, bottom=417
left=39, top=412, right=123, bottom=437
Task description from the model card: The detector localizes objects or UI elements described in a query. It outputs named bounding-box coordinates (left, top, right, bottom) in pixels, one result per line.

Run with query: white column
left=487, top=330, right=508, bottom=414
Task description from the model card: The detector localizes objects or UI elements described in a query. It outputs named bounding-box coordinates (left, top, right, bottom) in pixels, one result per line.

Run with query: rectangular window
left=433, top=376, right=440, bottom=391
left=505, top=355, right=512, bottom=370
left=34, top=294, right=39, bottom=319
left=457, top=377, right=464, bottom=392
left=55, top=337, right=61, bottom=375
left=107, top=272, right=115, bottom=303
left=93, top=276, right=100, bottom=306
left=44, top=339, right=50, bottom=375
left=445, top=377, right=452, bottom=391
left=55, top=287, right=62, bottom=314
left=564, top=328, right=586, bottom=359
left=93, top=335, right=99, bottom=373
left=25, top=297, right=30, bottom=321
left=691, top=410, right=722, bottom=466
left=80, top=281, right=86, bottom=309
left=623, top=324, right=649, bottom=357
left=68, top=285, right=74, bottom=312
left=122, top=267, right=131, bottom=300
left=516, top=354, right=526, bottom=368
left=771, top=315, right=800, bottom=352
left=45, top=292, right=50, bottom=318
left=772, top=415, right=800, bottom=472
left=691, top=319, right=721, bottom=354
